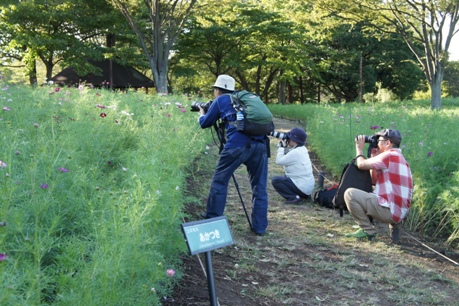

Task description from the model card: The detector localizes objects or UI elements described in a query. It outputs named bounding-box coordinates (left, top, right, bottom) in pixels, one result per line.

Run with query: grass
left=0, top=80, right=210, bottom=305
left=1, top=75, right=458, bottom=304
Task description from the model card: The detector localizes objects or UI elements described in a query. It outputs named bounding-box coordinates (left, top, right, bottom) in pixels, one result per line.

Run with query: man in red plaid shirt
left=344, top=129, right=413, bottom=243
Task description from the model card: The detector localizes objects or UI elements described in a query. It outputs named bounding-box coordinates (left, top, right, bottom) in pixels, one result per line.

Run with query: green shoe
left=345, top=228, right=376, bottom=241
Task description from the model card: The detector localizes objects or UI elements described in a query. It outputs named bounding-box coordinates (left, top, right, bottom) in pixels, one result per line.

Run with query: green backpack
left=228, top=90, right=275, bottom=136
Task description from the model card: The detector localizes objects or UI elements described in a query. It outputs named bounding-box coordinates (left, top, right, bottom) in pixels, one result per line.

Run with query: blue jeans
left=206, top=141, right=269, bottom=234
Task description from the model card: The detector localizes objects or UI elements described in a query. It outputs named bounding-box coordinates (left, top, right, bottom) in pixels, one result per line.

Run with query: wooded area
left=1, top=0, right=458, bottom=108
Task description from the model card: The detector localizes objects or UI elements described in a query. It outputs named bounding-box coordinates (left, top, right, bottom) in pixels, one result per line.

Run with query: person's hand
left=370, top=148, right=379, bottom=157
left=198, top=106, right=205, bottom=116
left=278, top=141, right=284, bottom=148
left=355, top=135, right=365, bottom=151
left=281, top=139, right=288, bottom=147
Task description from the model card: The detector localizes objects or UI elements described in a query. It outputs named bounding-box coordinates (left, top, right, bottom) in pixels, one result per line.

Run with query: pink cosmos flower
left=427, top=152, right=433, bottom=157
left=40, top=183, right=49, bottom=189
left=0, top=254, right=7, bottom=261
left=370, top=125, right=380, bottom=130
left=55, top=87, right=60, bottom=92
left=180, top=109, right=186, bottom=113
left=0, top=160, right=7, bottom=167
left=97, top=104, right=106, bottom=109
left=2, top=106, right=10, bottom=111
left=58, top=167, right=69, bottom=173
left=166, top=269, right=175, bottom=277
left=165, top=113, right=171, bottom=117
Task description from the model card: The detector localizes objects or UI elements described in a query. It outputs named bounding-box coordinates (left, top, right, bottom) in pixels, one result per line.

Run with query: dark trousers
left=206, top=142, right=268, bottom=235
left=271, top=175, right=309, bottom=201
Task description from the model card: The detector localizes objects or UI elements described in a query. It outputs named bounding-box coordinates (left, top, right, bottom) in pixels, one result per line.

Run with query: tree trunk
left=150, top=57, right=168, bottom=94
left=278, top=80, right=286, bottom=105
left=28, top=60, right=38, bottom=86
left=430, top=67, right=444, bottom=110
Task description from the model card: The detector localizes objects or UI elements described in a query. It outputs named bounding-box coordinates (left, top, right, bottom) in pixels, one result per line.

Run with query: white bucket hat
left=213, top=74, right=235, bottom=91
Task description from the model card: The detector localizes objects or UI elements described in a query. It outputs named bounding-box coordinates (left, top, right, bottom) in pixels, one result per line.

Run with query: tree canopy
left=1, top=0, right=458, bottom=105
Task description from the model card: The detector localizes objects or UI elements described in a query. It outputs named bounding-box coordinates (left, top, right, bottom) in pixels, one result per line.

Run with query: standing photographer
left=271, top=128, right=314, bottom=204
left=197, top=75, right=269, bottom=236
left=345, top=129, right=413, bottom=243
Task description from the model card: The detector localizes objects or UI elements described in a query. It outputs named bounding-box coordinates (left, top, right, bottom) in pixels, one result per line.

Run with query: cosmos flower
left=40, top=183, right=49, bottom=189
left=166, top=269, right=175, bottom=277
left=0, top=254, right=7, bottom=261
left=57, top=167, right=69, bottom=173
left=427, top=151, right=433, bottom=157
left=100, top=113, right=107, bottom=117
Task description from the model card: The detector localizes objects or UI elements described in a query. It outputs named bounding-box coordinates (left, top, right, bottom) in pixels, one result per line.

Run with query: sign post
left=181, top=216, right=234, bottom=305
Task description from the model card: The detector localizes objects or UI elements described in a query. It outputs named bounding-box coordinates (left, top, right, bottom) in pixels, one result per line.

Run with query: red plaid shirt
left=370, top=149, right=413, bottom=223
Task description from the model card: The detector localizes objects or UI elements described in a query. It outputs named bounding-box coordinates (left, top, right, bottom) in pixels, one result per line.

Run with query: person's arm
left=355, top=135, right=374, bottom=170
left=198, top=99, right=221, bottom=128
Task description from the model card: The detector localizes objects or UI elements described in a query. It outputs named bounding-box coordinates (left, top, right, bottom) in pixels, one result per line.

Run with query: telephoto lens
left=269, top=131, right=288, bottom=140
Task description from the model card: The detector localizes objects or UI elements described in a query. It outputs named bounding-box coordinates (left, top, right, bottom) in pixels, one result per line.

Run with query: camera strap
left=213, top=121, right=226, bottom=154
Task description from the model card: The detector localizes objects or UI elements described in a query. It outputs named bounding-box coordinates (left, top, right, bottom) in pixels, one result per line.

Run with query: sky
left=450, top=35, right=459, bottom=61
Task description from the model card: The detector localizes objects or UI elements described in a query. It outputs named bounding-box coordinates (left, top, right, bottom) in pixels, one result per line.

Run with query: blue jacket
left=198, top=94, right=265, bottom=149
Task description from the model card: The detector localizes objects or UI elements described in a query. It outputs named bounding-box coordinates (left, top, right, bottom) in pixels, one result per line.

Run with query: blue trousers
left=206, top=142, right=269, bottom=234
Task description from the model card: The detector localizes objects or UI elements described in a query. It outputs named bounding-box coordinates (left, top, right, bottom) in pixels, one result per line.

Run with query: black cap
left=376, top=129, right=402, bottom=145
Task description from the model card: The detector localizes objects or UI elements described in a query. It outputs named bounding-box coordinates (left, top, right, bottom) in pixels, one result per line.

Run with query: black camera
left=190, top=100, right=213, bottom=112
left=358, top=134, right=379, bottom=157
left=269, top=130, right=288, bottom=140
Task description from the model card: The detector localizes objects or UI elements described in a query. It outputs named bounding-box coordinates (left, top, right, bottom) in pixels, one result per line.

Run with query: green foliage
left=0, top=79, right=210, bottom=304
left=269, top=99, right=459, bottom=244
left=444, top=61, right=459, bottom=97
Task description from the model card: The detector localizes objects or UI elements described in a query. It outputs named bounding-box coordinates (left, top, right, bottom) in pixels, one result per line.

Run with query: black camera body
left=269, top=130, right=288, bottom=140
left=190, top=100, right=213, bottom=112
left=357, top=134, right=379, bottom=157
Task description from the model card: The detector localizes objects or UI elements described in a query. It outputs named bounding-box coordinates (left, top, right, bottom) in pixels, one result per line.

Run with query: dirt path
left=164, top=117, right=459, bottom=306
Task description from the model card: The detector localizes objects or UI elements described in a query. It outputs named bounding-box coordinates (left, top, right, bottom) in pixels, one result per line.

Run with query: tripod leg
left=231, top=174, right=253, bottom=230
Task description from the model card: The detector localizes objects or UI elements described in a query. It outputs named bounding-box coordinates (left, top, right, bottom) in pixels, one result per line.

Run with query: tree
left=173, top=0, right=305, bottom=103
left=444, top=61, right=459, bottom=97
left=0, top=0, right=124, bottom=85
left=111, top=0, right=197, bottom=94
left=315, top=0, right=459, bottom=109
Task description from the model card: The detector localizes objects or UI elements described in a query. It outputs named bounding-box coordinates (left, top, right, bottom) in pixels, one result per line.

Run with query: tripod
left=212, top=122, right=253, bottom=230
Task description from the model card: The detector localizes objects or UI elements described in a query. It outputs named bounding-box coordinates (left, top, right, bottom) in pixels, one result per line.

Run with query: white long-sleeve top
left=276, top=145, right=315, bottom=195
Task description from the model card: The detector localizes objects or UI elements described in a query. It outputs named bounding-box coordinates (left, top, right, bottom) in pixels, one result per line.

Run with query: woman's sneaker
left=285, top=196, right=302, bottom=205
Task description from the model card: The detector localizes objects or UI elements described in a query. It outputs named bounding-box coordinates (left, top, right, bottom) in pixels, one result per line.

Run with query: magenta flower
left=0, top=160, right=7, bottom=167
left=55, top=87, right=60, bottom=92
left=180, top=109, right=186, bottom=113
left=96, top=104, right=106, bottom=109
left=427, top=151, right=433, bottom=157
left=165, top=113, right=171, bottom=117
left=57, top=167, right=69, bottom=173
left=370, top=125, right=380, bottom=130
left=100, top=113, right=107, bottom=118
left=0, top=254, right=7, bottom=261
left=40, top=183, right=49, bottom=189
left=78, top=85, right=84, bottom=90
left=2, top=106, right=11, bottom=111
left=166, top=269, right=175, bottom=277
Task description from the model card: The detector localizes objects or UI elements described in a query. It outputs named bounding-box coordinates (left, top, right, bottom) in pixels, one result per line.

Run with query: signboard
left=181, top=216, right=234, bottom=255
